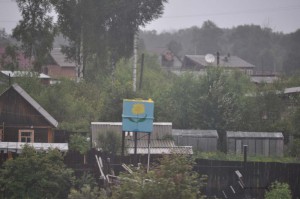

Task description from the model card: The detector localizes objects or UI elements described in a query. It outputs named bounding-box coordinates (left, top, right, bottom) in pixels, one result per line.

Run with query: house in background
left=172, top=129, right=219, bottom=152
left=43, top=48, right=76, bottom=81
left=181, top=53, right=255, bottom=76
left=226, top=131, right=284, bottom=157
left=0, top=83, right=68, bottom=155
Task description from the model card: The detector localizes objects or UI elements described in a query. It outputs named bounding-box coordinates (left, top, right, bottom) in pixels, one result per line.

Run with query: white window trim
left=18, top=129, right=34, bottom=143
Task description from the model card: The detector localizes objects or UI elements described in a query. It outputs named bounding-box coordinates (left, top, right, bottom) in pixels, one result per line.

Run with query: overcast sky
left=1, top=0, right=300, bottom=34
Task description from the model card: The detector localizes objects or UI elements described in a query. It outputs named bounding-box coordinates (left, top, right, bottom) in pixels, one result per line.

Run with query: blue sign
left=122, top=99, right=154, bottom=133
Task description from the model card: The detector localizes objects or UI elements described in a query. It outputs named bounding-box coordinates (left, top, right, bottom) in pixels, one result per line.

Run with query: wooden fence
left=195, top=159, right=300, bottom=199
left=63, top=151, right=300, bottom=199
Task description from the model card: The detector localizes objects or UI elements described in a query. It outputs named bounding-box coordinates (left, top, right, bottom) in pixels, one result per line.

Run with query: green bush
left=264, top=181, right=292, bottom=199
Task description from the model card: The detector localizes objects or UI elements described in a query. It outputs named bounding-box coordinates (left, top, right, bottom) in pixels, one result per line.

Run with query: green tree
left=165, top=68, right=252, bottom=130
left=229, top=25, right=274, bottom=71
left=0, top=145, right=74, bottom=199
left=264, top=181, right=292, bottom=199
left=69, top=133, right=91, bottom=164
left=167, top=39, right=182, bottom=57
left=282, top=30, right=300, bottom=75
left=53, top=0, right=167, bottom=79
left=112, top=155, right=204, bottom=199
left=68, top=185, right=108, bottom=199
left=13, top=0, right=56, bottom=71
left=98, top=130, right=121, bottom=155
left=192, top=20, right=223, bottom=54
left=0, top=45, right=20, bottom=71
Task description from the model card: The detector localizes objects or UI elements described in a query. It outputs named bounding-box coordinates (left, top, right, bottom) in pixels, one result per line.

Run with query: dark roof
left=4, top=84, right=58, bottom=127
left=226, top=131, right=283, bottom=139
left=50, top=48, right=76, bottom=68
left=185, top=55, right=255, bottom=68
left=172, top=129, right=218, bottom=138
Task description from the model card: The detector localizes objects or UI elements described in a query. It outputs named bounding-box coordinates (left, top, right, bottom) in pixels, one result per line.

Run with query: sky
left=0, top=0, right=300, bottom=34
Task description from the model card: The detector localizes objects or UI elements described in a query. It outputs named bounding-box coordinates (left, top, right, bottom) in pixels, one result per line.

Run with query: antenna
left=205, top=54, right=215, bottom=63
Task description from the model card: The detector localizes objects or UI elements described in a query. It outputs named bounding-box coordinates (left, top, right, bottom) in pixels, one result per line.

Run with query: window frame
left=18, top=129, right=34, bottom=143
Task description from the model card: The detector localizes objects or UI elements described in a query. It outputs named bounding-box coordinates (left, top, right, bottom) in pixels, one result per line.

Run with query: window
left=18, top=130, right=34, bottom=143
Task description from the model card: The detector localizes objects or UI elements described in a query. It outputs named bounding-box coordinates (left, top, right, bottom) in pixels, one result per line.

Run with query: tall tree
left=53, top=0, right=167, bottom=80
left=13, top=0, right=56, bottom=71
left=282, top=30, right=300, bottom=75
left=192, top=20, right=223, bottom=55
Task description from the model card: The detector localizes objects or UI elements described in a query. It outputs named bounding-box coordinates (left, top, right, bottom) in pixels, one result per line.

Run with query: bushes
left=265, top=181, right=292, bottom=199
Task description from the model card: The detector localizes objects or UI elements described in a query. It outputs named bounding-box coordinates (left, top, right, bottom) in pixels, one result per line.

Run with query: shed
left=91, top=122, right=192, bottom=155
left=172, top=129, right=218, bottom=152
left=91, top=122, right=172, bottom=148
left=226, top=131, right=284, bottom=157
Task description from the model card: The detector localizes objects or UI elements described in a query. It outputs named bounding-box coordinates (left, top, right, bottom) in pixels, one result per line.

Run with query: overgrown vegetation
left=0, top=145, right=74, bottom=199
left=112, top=155, right=204, bottom=199
left=264, top=181, right=292, bottom=199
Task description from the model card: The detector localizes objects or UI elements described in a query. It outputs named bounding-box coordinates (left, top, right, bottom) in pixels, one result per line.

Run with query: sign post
left=122, top=99, right=154, bottom=170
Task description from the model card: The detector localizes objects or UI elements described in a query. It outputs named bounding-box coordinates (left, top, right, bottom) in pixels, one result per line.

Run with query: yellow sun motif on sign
left=132, top=103, right=145, bottom=115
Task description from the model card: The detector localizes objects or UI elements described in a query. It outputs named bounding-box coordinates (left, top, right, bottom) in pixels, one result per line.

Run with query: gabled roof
left=184, top=55, right=255, bottom=68
left=2, top=84, right=58, bottom=127
left=50, top=48, right=76, bottom=68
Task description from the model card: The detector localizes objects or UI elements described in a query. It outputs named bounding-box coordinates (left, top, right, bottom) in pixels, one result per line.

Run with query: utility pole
left=133, top=33, right=138, bottom=92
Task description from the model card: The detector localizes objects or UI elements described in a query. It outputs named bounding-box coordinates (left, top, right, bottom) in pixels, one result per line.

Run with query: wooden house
left=226, top=131, right=284, bottom=157
left=182, top=54, right=255, bottom=75
left=0, top=84, right=68, bottom=153
left=172, top=129, right=219, bottom=152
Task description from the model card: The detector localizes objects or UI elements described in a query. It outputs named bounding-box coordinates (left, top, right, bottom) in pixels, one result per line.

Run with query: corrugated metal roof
left=126, top=139, right=193, bottom=155
left=284, top=87, right=300, bottom=94
left=11, top=84, right=58, bottom=127
left=50, top=48, right=76, bottom=68
left=250, top=76, right=279, bottom=84
left=185, top=55, right=255, bottom=68
left=226, top=131, right=283, bottom=139
left=127, top=147, right=193, bottom=155
left=172, top=129, right=218, bottom=138
left=126, top=139, right=176, bottom=148
left=1, top=70, right=50, bottom=79
left=0, top=142, right=68, bottom=153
